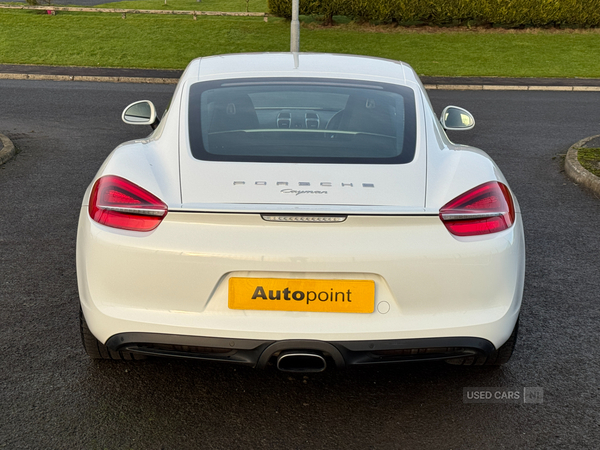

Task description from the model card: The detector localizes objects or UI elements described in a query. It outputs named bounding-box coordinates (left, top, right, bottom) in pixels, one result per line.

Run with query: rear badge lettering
left=232, top=181, right=375, bottom=190
left=281, top=189, right=328, bottom=195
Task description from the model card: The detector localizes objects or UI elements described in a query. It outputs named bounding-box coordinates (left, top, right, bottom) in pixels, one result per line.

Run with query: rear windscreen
left=188, top=78, right=417, bottom=164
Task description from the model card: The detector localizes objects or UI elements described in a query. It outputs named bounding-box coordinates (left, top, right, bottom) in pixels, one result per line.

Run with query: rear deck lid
left=178, top=77, right=426, bottom=213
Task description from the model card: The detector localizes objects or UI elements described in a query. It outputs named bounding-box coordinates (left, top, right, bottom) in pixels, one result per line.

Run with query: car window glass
left=189, top=78, right=416, bottom=165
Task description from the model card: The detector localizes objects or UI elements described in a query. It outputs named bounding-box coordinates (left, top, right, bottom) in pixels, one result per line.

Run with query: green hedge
left=268, top=0, right=600, bottom=27
left=268, top=0, right=347, bottom=21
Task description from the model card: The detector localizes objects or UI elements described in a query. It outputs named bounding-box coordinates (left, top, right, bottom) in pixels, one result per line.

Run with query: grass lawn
left=1, top=8, right=600, bottom=77
left=578, top=148, right=600, bottom=177
left=94, top=0, right=268, bottom=12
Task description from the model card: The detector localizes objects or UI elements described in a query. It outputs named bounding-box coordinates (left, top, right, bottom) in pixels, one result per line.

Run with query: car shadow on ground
left=77, top=356, right=517, bottom=446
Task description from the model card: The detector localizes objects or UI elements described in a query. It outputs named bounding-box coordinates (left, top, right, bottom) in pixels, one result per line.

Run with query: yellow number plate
left=228, top=278, right=374, bottom=313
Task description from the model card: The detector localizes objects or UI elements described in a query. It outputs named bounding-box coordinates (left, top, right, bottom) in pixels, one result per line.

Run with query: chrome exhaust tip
left=276, top=351, right=327, bottom=373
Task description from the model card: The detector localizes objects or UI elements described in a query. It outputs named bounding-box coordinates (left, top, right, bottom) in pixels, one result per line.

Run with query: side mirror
left=440, top=106, right=475, bottom=131
left=122, top=100, right=159, bottom=129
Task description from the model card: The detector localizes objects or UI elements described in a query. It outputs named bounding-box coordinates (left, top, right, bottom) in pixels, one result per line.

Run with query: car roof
left=184, top=53, right=418, bottom=85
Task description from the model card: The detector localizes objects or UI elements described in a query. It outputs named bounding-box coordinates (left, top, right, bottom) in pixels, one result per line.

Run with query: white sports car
left=77, top=53, right=524, bottom=372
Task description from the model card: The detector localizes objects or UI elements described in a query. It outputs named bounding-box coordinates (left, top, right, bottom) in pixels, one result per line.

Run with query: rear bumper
left=77, top=209, right=525, bottom=350
left=106, top=332, right=496, bottom=368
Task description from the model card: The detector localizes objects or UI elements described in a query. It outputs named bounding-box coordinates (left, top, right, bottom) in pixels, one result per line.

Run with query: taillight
left=439, top=181, right=515, bottom=237
left=89, top=176, right=168, bottom=232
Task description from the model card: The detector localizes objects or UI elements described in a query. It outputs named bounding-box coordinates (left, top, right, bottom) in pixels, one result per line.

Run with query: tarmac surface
left=1, top=78, right=600, bottom=449
left=0, top=64, right=183, bottom=79
left=3, top=63, right=600, bottom=87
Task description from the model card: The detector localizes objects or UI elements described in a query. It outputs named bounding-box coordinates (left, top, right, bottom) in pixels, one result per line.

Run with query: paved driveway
left=1, top=79, right=599, bottom=449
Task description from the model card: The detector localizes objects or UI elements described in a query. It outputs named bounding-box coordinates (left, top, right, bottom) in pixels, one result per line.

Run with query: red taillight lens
left=89, top=176, right=167, bottom=232
left=439, top=181, right=515, bottom=237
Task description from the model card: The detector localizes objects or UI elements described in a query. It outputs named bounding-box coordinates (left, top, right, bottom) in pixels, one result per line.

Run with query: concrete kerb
left=564, top=134, right=600, bottom=198
left=0, top=72, right=600, bottom=90
left=0, top=73, right=178, bottom=84
left=423, top=84, right=600, bottom=92
left=0, top=133, right=16, bottom=166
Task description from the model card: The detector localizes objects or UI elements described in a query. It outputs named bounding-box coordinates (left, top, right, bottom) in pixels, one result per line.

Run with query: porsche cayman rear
left=77, top=53, right=524, bottom=370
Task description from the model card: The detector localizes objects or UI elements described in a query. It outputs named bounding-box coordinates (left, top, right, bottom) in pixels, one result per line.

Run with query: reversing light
left=439, top=181, right=515, bottom=237
left=89, top=175, right=168, bottom=232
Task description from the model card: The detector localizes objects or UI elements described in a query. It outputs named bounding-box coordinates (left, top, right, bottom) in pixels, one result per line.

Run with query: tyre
left=446, top=318, right=518, bottom=366
left=79, top=308, right=145, bottom=360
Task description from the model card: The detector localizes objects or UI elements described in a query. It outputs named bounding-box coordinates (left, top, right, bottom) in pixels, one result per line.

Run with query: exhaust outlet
left=276, top=351, right=327, bottom=373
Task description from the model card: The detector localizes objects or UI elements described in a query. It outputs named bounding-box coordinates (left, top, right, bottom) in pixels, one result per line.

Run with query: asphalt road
left=1, top=79, right=599, bottom=449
